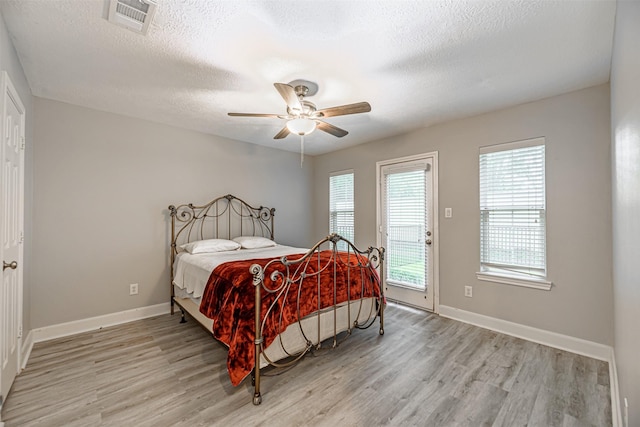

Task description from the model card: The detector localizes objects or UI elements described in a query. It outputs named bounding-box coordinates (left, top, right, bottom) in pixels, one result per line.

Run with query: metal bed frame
left=168, top=194, right=385, bottom=404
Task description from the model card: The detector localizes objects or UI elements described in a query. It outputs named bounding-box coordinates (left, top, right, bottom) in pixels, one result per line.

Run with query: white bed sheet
left=173, top=244, right=308, bottom=298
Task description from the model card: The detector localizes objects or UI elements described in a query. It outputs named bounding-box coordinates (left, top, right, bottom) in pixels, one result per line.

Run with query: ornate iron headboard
left=169, top=194, right=275, bottom=253
left=168, top=194, right=276, bottom=311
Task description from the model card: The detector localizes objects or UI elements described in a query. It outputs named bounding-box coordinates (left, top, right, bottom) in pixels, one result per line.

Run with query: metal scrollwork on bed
left=168, top=194, right=275, bottom=315
left=249, top=233, right=385, bottom=405
left=168, top=194, right=385, bottom=405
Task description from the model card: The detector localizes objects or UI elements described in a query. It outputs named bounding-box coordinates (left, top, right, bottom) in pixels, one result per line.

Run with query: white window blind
left=479, top=139, right=546, bottom=278
left=383, top=161, right=428, bottom=289
left=329, top=171, right=354, bottom=250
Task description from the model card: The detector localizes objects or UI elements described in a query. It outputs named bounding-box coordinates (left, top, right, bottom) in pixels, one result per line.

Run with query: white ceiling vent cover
left=108, top=0, right=157, bottom=35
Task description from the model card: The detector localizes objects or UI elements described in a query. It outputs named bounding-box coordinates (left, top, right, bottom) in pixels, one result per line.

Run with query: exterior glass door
left=379, top=154, right=437, bottom=311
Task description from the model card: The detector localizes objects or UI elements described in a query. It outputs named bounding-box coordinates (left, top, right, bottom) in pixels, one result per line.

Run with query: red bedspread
left=199, top=250, right=381, bottom=386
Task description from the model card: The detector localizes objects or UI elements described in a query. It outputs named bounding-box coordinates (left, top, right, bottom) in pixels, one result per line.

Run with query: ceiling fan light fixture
left=286, top=118, right=316, bottom=135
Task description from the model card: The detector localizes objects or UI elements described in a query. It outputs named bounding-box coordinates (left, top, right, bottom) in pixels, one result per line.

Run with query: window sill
left=476, top=271, right=553, bottom=291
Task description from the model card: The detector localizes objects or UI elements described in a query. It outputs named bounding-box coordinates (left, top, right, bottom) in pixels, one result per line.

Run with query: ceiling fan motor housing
left=294, top=85, right=310, bottom=98
left=288, top=79, right=319, bottom=97
left=287, top=100, right=317, bottom=117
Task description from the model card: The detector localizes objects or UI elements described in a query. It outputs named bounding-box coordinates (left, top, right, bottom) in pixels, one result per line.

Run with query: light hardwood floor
left=1, top=304, right=611, bottom=426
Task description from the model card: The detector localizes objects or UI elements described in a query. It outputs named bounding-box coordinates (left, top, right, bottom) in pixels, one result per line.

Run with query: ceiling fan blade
left=228, top=112, right=281, bottom=118
left=274, top=126, right=290, bottom=139
left=316, top=102, right=371, bottom=118
left=274, top=83, right=303, bottom=112
left=316, top=120, right=348, bottom=138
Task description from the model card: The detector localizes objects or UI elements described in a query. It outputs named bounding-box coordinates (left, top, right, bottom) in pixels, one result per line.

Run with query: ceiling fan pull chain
left=300, top=135, right=304, bottom=167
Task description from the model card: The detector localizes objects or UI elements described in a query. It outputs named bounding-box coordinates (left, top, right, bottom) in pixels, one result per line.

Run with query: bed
left=168, top=194, right=385, bottom=404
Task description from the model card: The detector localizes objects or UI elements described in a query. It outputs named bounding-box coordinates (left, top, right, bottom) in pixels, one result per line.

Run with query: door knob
left=3, top=260, right=17, bottom=270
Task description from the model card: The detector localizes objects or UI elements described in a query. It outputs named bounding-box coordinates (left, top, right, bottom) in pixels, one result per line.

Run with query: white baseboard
left=20, top=330, right=34, bottom=370
left=439, top=305, right=612, bottom=360
left=609, top=347, right=623, bottom=427
left=439, top=305, right=621, bottom=426
left=32, top=302, right=171, bottom=343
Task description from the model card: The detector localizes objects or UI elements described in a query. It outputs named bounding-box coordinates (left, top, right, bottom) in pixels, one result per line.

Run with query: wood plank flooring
left=1, top=304, right=611, bottom=426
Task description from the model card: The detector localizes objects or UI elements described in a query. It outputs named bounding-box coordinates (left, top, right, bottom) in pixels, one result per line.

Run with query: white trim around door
left=376, top=152, right=439, bottom=313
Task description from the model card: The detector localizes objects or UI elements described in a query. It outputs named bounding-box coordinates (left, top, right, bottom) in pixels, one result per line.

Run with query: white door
left=0, top=71, right=25, bottom=404
left=378, top=153, right=438, bottom=311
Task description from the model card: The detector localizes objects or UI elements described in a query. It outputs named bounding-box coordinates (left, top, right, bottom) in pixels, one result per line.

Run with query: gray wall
left=313, top=84, right=613, bottom=345
left=31, top=98, right=314, bottom=328
left=611, top=0, right=640, bottom=423
left=0, top=11, right=33, bottom=333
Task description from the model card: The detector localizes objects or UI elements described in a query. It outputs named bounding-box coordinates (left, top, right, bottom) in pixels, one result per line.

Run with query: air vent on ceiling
left=108, top=0, right=157, bottom=35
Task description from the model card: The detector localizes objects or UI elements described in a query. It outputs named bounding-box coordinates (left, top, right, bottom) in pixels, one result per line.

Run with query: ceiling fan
left=228, top=81, right=371, bottom=140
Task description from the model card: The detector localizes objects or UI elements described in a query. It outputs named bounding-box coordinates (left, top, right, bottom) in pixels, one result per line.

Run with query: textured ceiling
left=0, top=0, right=616, bottom=155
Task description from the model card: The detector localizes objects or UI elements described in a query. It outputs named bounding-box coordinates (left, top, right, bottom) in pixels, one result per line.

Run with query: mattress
left=173, top=244, right=308, bottom=298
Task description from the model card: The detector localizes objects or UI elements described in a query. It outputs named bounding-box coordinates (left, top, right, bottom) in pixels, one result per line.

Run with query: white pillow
left=180, top=239, right=241, bottom=254
left=233, top=236, right=277, bottom=249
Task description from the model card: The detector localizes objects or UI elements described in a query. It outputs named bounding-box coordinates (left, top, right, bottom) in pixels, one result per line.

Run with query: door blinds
left=382, top=161, right=429, bottom=289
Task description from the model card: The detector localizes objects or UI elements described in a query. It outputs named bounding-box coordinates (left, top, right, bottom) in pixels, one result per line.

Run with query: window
left=329, top=171, right=354, bottom=250
left=478, top=137, right=551, bottom=290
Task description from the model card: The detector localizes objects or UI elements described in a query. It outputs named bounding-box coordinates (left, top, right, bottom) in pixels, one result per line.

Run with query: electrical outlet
left=464, top=285, right=473, bottom=297
left=129, top=283, right=139, bottom=295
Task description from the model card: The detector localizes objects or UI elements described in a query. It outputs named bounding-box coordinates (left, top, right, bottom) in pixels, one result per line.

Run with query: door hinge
left=18, top=325, right=22, bottom=339
left=20, top=231, right=24, bottom=244
left=21, top=137, right=25, bottom=150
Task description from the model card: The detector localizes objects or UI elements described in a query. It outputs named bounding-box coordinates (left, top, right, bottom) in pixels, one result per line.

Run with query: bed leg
left=253, top=392, right=262, bottom=405
left=179, top=308, right=187, bottom=324
left=253, top=363, right=262, bottom=405
left=379, top=300, right=385, bottom=336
